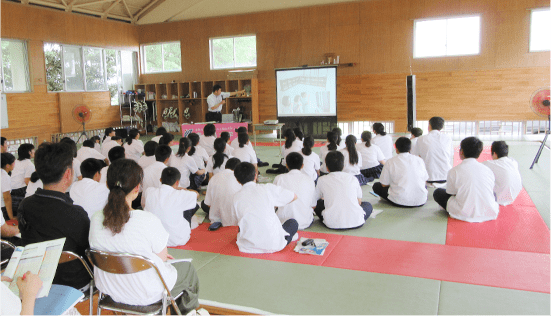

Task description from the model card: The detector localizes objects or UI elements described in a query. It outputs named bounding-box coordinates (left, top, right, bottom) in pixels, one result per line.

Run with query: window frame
left=209, top=34, right=257, bottom=70
left=413, top=14, right=481, bottom=59
left=529, top=8, right=551, bottom=52
left=1, top=38, right=31, bottom=93
left=141, top=41, right=182, bottom=74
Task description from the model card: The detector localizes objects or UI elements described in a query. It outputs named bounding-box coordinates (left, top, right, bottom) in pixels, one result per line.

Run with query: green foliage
left=105, top=49, right=120, bottom=105
left=44, top=44, right=63, bottom=92
left=1, top=41, right=13, bottom=90
left=212, top=38, right=234, bottom=69
left=144, top=43, right=181, bottom=73
left=145, top=44, right=162, bottom=72
left=163, top=42, right=181, bottom=71
left=84, top=48, right=106, bottom=91
left=211, top=36, right=256, bottom=69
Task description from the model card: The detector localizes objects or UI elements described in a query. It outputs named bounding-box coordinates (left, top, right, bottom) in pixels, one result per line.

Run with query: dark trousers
left=427, top=180, right=446, bottom=184
left=205, top=112, right=221, bottom=123
left=200, top=200, right=210, bottom=214
left=282, top=219, right=299, bottom=245
left=433, top=188, right=452, bottom=210
left=189, top=173, right=206, bottom=191
left=183, top=204, right=200, bottom=224
left=372, top=182, right=425, bottom=208
left=10, top=187, right=26, bottom=217
left=314, top=200, right=373, bottom=229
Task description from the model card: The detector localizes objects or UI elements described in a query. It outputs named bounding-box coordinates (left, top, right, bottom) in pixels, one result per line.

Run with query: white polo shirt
left=301, top=152, right=320, bottom=181
left=411, top=130, right=453, bottom=182
left=145, top=185, right=196, bottom=247
left=281, top=140, right=303, bottom=165
left=151, top=135, right=162, bottom=143
left=142, top=162, right=167, bottom=195
left=1, top=169, right=11, bottom=208
left=138, top=155, right=156, bottom=170
left=207, top=92, right=230, bottom=112
left=204, top=169, right=242, bottom=226
left=231, top=138, right=253, bottom=150
left=66, top=158, right=82, bottom=193
left=124, top=140, right=144, bottom=162
left=11, top=159, right=35, bottom=189
left=379, top=153, right=429, bottom=206
left=372, top=134, right=394, bottom=160
left=25, top=179, right=42, bottom=198
left=356, top=143, right=385, bottom=169
left=232, top=145, right=257, bottom=165
left=169, top=154, right=199, bottom=189
left=199, top=135, right=216, bottom=157
left=232, top=182, right=295, bottom=253
left=190, top=146, right=209, bottom=169
left=89, top=210, right=177, bottom=306
left=319, top=144, right=335, bottom=173
left=315, top=172, right=365, bottom=229
left=224, top=143, right=234, bottom=156
left=206, top=156, right=229, bottom=175
left=340, top=148, right=362, bottom=175
left=94, top=142, right=102, bottom=153
left=482, top=157, right=522, bottom=206
left=77, top=146, right=106, bottom=163
left=410, top=137, right=419, bottom=153
left=69, top=178, right=110, bottom=219
left=446, top=158, right=499, bottom=222
left=99, top=166, right=108, bottom=185
left=273, top=170, right=316, bottom=229
left=101, top=141, right=119, bottom=161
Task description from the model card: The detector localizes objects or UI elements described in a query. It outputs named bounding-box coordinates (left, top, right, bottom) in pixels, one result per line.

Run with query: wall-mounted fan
left=529, top=87, right=550, bottom=169
left=73, top=104, right=92, bottom=142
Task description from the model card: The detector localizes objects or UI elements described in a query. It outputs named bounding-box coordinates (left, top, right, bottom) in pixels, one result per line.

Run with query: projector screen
left=276, top=66, right=337, bottom=117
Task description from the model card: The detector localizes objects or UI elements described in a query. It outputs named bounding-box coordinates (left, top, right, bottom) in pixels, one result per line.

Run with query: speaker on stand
left=407, top=75, right=416, bottom=132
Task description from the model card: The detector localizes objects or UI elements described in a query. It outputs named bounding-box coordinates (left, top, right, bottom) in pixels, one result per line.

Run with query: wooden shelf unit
left=135, top=79, right=258, bottom=131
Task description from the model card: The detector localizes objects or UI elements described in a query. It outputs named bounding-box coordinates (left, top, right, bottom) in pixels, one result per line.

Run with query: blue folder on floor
left=34, top=284, right=84, bottom=315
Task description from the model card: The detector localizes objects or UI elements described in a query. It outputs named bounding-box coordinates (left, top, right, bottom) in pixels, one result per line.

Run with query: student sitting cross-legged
left=69, top=158, right=109, bottom=219
left=433, top=137, right=499, bottom=222
left=170, top=137, right=206, bottom=191
left=145, top=167, right=199, bottom=247
left=314, top=151, right=373, bottom=229
left=482, top=141, right=522, bottom=206
left=372, top=137, right=429, bottom=208
left=140, top=145, right=172, bottom=208
left=138, top=141, right=158, bottom=170
left=232, top=162, right=299, bottom=253
left=273, top=152, right=316, bottom=229
left=202, top=158, right=242, bottom=227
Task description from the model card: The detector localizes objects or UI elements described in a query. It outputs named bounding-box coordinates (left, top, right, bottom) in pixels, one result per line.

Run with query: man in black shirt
left=18, top=142, right=91, bottom=291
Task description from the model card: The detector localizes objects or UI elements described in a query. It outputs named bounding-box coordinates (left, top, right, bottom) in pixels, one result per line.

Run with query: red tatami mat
left=172, top=224, right=238, bottom=253
left=322, top=235, right=550, bottom=293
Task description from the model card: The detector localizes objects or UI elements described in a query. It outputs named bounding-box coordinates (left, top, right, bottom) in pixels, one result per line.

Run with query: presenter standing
left=206, top=85, right=245, bottom=122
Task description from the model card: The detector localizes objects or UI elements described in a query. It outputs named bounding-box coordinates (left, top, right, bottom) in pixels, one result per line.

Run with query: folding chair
left=1, top=239, right=16, bottom=270
left=59, top=251, right=96, bottom=315
left=86, top=248, right=183, bottom=315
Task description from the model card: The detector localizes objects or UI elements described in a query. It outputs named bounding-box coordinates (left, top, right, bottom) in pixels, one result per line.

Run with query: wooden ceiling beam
left=73, top=0, right=114, bottom=9
left=101, top=0, right=122, bottom=19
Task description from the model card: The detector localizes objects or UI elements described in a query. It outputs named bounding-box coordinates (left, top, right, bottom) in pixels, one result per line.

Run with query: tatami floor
left=155, top=134, right=550, bottom=315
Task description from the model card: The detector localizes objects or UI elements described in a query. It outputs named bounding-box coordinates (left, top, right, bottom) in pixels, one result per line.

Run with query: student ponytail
left=302, top=136, right=314, bottom=156
left=212, top=138, right=228, bottom=170
left=345, top=135, right=359, bottom=165
left=188, top=133, right=200, bottom=157
left=361, top=131, right=372, bottom=147
left=103, top=128, right=114, bottom=142
left=176, top=137, right=191, bottom=157
left=327, top=131, right=338, bottom=151
left=238, top=133, right=249, bottom=148
left=126, top=128, right=139, bottom=145
left=103, top=159, right=143, bottom=235
left=373, top=123, right=386, bottom=136
left=332, top=127, right=342, bottom=146
left=284, top=129, right=296, bottom=149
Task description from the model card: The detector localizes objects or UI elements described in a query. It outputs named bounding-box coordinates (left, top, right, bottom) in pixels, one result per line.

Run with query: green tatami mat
left=438, top=281, right=550, bottom=315
left=195, top=255, right=440, bottom=315
left=167, top=248, right=220, bottom=270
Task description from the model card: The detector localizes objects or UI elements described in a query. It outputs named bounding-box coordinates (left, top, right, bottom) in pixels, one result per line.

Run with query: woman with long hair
left=103, top=127, right=115, bottom=142
left=357, top=131, right=386, bottom=180
left=332, top=127, right=345, bottom=150
left=232, top=133, right=257, bottom=171
left=206, top=138, right=230, bottom=179
left=319, top=131, right=338, bottom=175
left=10, top=143, right=35, bottom=213
left=123, top=128, right=144, bottom=162
left=89, top=159, right=199, bottom=313
left=172, top=137, right=206, bottom=190
left=300, top=136, right=320, bottom=182
left=340, top=135, right=369, bottom=185
left=281, top=129, right=303, bottom=165
left=199, top=124, right=217, bottom=156
left=372, top=123, right=393, bottom=160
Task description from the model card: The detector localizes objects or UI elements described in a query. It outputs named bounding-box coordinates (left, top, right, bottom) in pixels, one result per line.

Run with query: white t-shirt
left=232, top=145, right=257, bottom=165
left=206, top=92, right=230, bottom=112
left=446, top=158, right=500, bottom=223
left=301, top=152, right=320, bottom=181
left=94, top=142, right=102, bottom=153
left=99, top=166, right=108, bottom=185
left=190, top=146, right=209, bottom=169
left=101, top=141, right=120, bottom=161
left=410, top=137, right=419, bottom=153
left=224, top=143, right=234, bottom=156
left=199, top=135, right=216, bottom=157
left=204, top=169, right=242, bottom=226
left=145, top=185, right=196, bottom=247
left=1, top=282, right=21, bottom=316
left=124, top=140, right=144, bottom=162
left=339, top=148, right=362, bottom=175
left=281, top=140, right=303, bottom=165
left=319, top=144, right=336, bottom=173
left=89, top=210, right=177, bottom=305
left=273, top=170, right=316, bottom=229
left=1, top=169, right=11, bottom=208
left=232, top=182, right=295, bottom=253
left=25, top=179, right=43, bottom=198
left=231, top=138, right=253, bottom=150
left=411, top=130, right=453, bottom=182
left=142, top=161, right=167, bottom=195
left=372, top=134, right=394, bottom=160
left=356, top=143, right=385, bottom=169
left=151, top=135, right=162, bottom=143
left=170, top=154, right=199, bottom=189
left=69, top=178, right=110, bottom=219
left=77, top=146, right=106, bottom=163
left=482, top=157, right=522, bottom=206
left=206, top=155, right=229, bottom=175
left=379, top=153, right=429, bottom=206
left=66, top=158, right=82, bottom=193
left=138, top=155, right=157, bottom=170
left=11, top=159, right=35, bottom=189
left=315, top=172, right=365, bottom=229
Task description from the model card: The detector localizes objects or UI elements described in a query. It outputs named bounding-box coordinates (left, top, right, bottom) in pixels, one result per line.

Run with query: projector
left=264, top=120, right=279, bottom=125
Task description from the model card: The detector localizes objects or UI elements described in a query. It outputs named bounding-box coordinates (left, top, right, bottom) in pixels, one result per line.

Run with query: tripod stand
left=76, top=121, right=89, bottom=143
left=529, top=114, right=550, bottom=169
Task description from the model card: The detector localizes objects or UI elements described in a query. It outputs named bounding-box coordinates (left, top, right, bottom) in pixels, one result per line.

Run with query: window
left=1, top=39, right=31, bottom=92
left=44, top=43, right=138, bottom=105
left=530, top=8, right=550, bottom=52
left=414, top=16, right=480, bottom=58
left=210, top=35, right=256, bottom=70
left=142, top=42, right=181, bottom=73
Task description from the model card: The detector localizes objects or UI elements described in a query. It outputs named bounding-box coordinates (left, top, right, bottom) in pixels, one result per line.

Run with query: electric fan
left=529, top=87, right=550, bottom=169
left=72, top=104, right=92, bottom=142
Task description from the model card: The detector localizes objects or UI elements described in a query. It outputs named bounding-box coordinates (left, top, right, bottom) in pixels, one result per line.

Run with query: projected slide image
left=276, top=67, right=336, bottom=117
